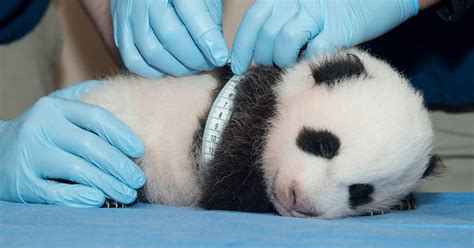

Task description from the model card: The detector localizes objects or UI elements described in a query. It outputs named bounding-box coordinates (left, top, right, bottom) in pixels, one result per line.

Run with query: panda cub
left=81, top=49, right=443, bottom=219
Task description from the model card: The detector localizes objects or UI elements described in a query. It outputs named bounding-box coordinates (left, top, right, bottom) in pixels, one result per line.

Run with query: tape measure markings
left=200, top=75, right=242, bottom=170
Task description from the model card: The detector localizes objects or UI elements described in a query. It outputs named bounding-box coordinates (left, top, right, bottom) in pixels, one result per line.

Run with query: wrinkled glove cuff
left=407, top=0, right=421, bottom=17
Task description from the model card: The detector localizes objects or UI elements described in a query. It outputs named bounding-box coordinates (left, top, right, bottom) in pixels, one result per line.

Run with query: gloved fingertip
left=105, top=115, right=145, bottom=158
left=201, top=29, right=229, bottom=66
left=213, top=48, right=229, bottom=67
left=121, top=189, right=138, bottom=204
left=49, top=80, right=104, bottom=100
left=70, top=187, right=105, bottom=207
left=230, top=53, right=249, bottom=75
left=144, top=72, right=166, bottom=80
left=274, top=56, right=293, bottom=69
left=303, top=48, right=317, bottom=60
left=84, top=189, right=106, bottom=206
left=127, top=136, right=145, bottom=158
left=131, top=170, right=147, bottom=189
left=129, top=138, right=145, bottom=158
left=305, top=38, right=337, bottom=61
left=231, top=62, right=245, bottom=76
left=273, top=46, right=299, bottom=68
left=129, top=66, right=165, bottom=80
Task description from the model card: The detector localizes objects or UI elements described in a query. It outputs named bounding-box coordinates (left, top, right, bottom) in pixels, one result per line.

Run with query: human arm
left=79, top=0, right=121, bottom=62
left=0, top=80, right=146, bottom=207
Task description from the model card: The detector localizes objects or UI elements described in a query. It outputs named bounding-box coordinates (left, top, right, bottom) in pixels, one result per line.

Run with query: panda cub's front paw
left=392, top=193, right=417, bottom=211
left=361, top=194, right=418, bottom=216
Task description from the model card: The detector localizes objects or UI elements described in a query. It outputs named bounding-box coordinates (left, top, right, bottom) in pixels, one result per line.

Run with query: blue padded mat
left=1, top=193, right=473, bottom=247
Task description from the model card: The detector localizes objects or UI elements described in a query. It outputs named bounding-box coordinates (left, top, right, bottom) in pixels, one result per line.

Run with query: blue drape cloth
left=1, top=193, right=473, bottom=247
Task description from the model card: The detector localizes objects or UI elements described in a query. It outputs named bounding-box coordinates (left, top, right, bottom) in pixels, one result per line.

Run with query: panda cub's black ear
left=422, top=154, right=446, bottom=178
left=311, top=53, right=367, bottom=87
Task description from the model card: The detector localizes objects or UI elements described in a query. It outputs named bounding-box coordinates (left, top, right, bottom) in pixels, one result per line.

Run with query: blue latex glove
left=0, top=80, right=146, bottom=207
left=231, top=0, right=420, bottom=75
left=110, top=0, right=228, bottom=79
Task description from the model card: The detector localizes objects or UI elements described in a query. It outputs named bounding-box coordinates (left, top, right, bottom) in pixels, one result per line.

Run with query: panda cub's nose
left=290, top=183, right=317, bottom=216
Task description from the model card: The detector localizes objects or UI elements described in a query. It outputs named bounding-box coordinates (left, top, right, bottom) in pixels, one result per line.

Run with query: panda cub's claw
left=394, top=193, right=417, bottom=211
left=361, top=194, right=417, bottom=216
left=101, top=199, right=133, bottom=208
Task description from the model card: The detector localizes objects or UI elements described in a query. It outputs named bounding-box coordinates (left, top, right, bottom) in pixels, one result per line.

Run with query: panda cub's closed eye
left=296, top=127, right=340, bottom=159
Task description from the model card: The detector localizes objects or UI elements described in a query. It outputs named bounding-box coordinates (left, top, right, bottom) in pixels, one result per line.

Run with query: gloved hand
left=231, top=0, right=419, bottom=75
left=110, top=0, right=228, bottom=79
left=0, top=80, right=146, bottom=207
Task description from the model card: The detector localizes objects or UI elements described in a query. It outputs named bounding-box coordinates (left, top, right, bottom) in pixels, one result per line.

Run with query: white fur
left=82, top=74, right=218, bottom=206
left=82, top=49, right=433, bottom=219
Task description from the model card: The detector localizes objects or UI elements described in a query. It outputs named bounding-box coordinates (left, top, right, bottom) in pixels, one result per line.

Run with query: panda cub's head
left=261, top=49, right=440, bottom=219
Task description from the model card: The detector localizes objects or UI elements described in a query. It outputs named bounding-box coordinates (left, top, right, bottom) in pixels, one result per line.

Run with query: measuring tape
left=200, top=75, right=243, bottom=171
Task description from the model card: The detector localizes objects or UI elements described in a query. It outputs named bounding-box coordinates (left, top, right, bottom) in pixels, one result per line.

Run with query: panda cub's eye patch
left=349, top=184, right=374, bottom=208
left=296, top=127, right=340, bottom=159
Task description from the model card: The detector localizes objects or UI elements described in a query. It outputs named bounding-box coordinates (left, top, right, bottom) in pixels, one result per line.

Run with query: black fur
left=422, top=154, right=445, bottom=178
left=349, top=183, right=374, bottom=208
left=199, top=66, right=283, bottom=213
left=311, top=53, right=367, bottom=87
left=296, top=127, right=340, bottom=159
left=216, top=64, right=234, bottom=85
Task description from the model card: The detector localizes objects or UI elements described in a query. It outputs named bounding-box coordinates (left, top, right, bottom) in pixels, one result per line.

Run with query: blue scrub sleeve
left=0, top=0, right=50, bottom=43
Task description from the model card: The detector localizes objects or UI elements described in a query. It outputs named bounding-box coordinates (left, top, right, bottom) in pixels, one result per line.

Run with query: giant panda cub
left=81, top=49, right=443, bottom=219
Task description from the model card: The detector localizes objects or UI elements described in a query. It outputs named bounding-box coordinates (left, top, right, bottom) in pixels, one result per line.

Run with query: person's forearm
left=79, top=0, right=120, bottom=62
left=419, top=0, right=444, bottom=10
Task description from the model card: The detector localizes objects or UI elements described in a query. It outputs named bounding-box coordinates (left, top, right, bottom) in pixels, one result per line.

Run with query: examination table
left=1, top=192, right=473, bottom=247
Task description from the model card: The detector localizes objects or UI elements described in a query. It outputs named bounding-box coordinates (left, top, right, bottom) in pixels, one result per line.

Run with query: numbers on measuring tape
left=201, top=75, right=243, bottom=170
left=208, top=146, right=215, bottom=155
